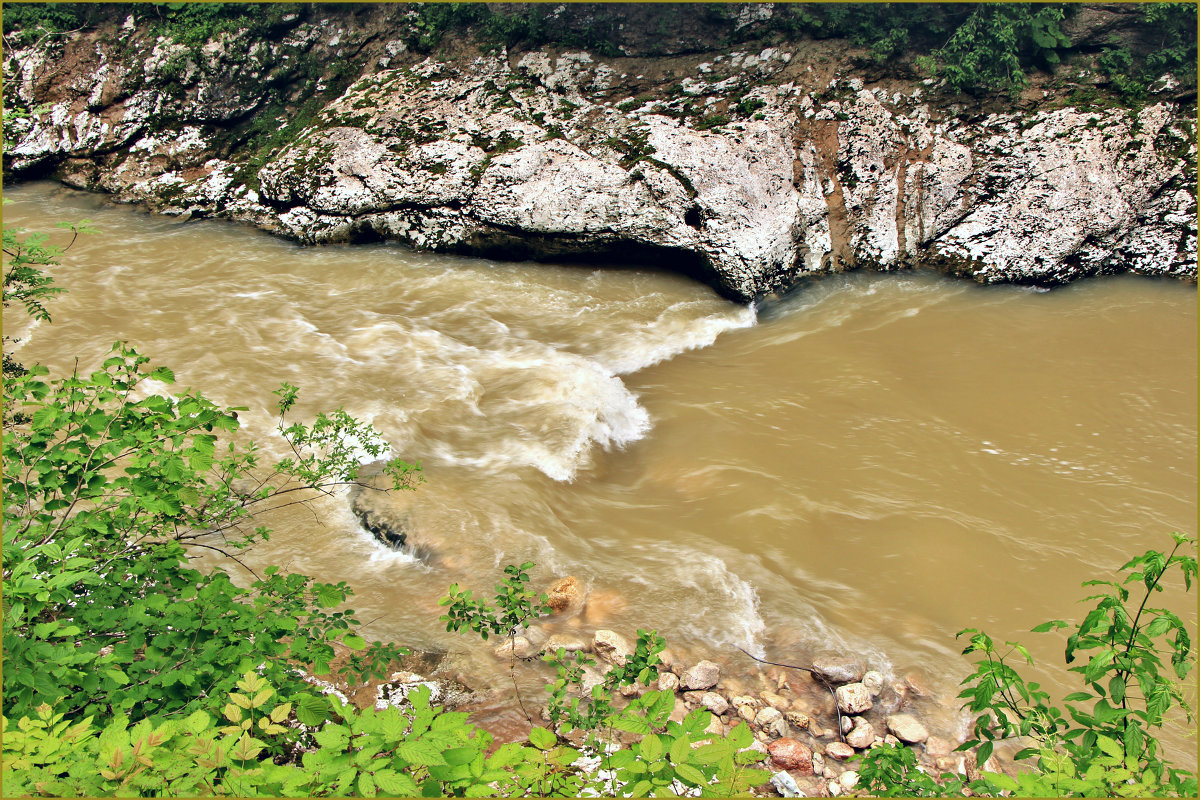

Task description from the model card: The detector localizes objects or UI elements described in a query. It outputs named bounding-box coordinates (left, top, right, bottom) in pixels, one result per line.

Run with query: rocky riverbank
left=301, top=570, right=984, bottom=799
left=4, top=4, right=1195, bottom=301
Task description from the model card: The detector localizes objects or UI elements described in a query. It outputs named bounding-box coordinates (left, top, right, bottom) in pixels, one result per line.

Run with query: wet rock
left=810, top=656, right=864, bottom=685
left=543, top=634, right=587, bottom=654
left=493, top=636, right=536, bottom=660
left=839, top=716, right=854, bottom=735
left=768, top=738, right=814, bottom=774
left=784, top=710, right=811, bottom=730
left=681, top=659, right=721, bottom=691
left=845, top=718, right=875, bottom=749
left=886, top=713, right=930, bottom=744
left=811, top=751, right=825, bottom=777
left=545, top=576, right=585, bottom=614
left=592, top=629, right=633, bottom=666
left=756, top=706, right=789, bottom=739
left=704, top=714, right=725, bottom=736
left=839, top=770, right=860, bottom=790
left=825, top=742, right=855, bottom=761
left=760, top=690, right=789, bottom=710
left=700, top=691, right=729, bottom=715
left=732, top=695, right=760, bottom=722
left=834, top=683, right=873, bottom=714
left=827, top=779, right=843, bottom=796
left=924, top=735, right=953, bottom=759
left=862, top=670, right=885, bottom=697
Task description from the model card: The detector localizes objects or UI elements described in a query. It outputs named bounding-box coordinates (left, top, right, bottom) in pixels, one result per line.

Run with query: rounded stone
left=835, top=682, right=873, bottom=714
left=810, top=655, right=865, bottom=685
left=657, top=671, right=680, bottom=693
left=681, top=659, right=721, bottom=690
left=886, top=713, right=930, bottom=744
left=845, top=718, right=875, bottom=749
left=825, top=741, right=855, bottom=760
left=862, top=670, right=885, bottom=696
left=767, top=738, right=814, bottom=774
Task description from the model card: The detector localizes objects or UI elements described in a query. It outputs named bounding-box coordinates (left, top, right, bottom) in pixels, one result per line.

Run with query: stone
left=839, top=716, right=853, bottom=735
left=767, top=738, right=814, bottom=774
left=924, top=735, right=953, bottom=758
left=545, top=576, right=584, bottom=614
left=825, top=742, right=855, bottom=761
left=700, top=692, right=729, bottom=715
left=704, top=714, right=726, bottom=736
left=886, top=713, right=930, bottom=744
left=681, top=660, right=721, bottom=691
left=845, top=718, right=875, bottom=749
left=493, top=636, right=536, bottom=660
left=756, top=706, right=789, bottom=739
left=784, top=710, right=811, bottom=730
left=810, top=656, right=865, bottom=685
left=770, top=770, right=804, bottom=798
left=519, top=625, right=547, bottom=647
left=543, top=634, right=587, bottom=654
left=592, top=629, right=632, bottom=666
left=827, top=780, right=843, bottom=796
left=760, top=690, right=789, bottom=710
left=834, top=683, right=873, bottom=714
left=862, top=670, right=885, bottom=696
left=657, top=671, right=680, bottom=694
left=811, top=752, right=825, bottom=777
left=839, top=770, right=860, bottom=790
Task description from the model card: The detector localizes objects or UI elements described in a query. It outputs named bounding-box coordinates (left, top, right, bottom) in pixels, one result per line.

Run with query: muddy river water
left=6, top=182, right=1196, bottom=764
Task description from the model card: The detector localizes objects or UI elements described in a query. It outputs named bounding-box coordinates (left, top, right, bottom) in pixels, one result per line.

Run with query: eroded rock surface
left=5, top=7, right=1194, bottom=301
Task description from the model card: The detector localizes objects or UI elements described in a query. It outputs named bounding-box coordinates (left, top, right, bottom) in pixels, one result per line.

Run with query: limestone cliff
left=4, top=4, right=1195, bottom=301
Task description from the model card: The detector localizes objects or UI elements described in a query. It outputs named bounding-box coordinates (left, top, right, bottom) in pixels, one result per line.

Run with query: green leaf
left=342, top=634, right=366, bottom=650
left=398, top=741, right=447, bottom=766
left=374, top=769, right=419, bottom=796
left=640, top=733, right=663, bottom=761
left=295, top=694, right=331, bottom=727
left=527, top=726, right=556, bottom=750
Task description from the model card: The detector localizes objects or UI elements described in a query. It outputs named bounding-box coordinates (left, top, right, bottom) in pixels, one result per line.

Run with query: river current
left=5, top=182, right=1196, bottom=762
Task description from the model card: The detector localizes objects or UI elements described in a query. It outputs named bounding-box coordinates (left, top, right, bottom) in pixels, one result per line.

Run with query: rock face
left=4, top=6, right=1195, bottom=302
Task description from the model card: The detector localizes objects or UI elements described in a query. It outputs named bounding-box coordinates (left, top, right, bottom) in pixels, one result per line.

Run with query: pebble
left=657, top=671, right=680, bottom=693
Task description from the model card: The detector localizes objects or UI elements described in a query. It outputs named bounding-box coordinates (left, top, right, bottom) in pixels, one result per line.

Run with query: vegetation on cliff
left=5, top=2, right=1194, bottom=101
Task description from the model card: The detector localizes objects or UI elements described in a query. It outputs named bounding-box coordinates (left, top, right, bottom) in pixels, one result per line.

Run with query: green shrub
left=857, top=534, right=1198, bottom=797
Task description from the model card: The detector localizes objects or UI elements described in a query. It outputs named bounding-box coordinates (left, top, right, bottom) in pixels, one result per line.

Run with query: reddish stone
left=768, top=737, right=814, bottom=774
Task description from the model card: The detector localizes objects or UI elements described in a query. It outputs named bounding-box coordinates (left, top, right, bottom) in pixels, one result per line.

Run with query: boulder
left=592, top=629, right=633, bottom=666
left=810, top=656, right=865, bottom=685
left=545, top=576, right=585, bottom=614
left=681, top=660, right=721, bottom=691
left=886, top=713, right=930, bottom=744
left=834, top=683, right=873, bottom=714
left=543, top=634, right=587, bottom=654
left=493, top=636, right=536, bottom=660
left=767, top=738, right=814, bottom=774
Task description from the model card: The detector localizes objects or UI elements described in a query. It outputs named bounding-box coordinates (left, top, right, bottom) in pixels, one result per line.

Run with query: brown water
left=6, top=182, right=1197, bottom=763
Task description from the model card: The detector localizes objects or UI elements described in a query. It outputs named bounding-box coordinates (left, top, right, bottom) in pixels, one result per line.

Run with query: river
left=5, top=181, right=1196, bottom=765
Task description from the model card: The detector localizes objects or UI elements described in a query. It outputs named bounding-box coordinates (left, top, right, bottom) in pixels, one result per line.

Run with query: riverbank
left=3, top=4, right=1195, bottom=301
